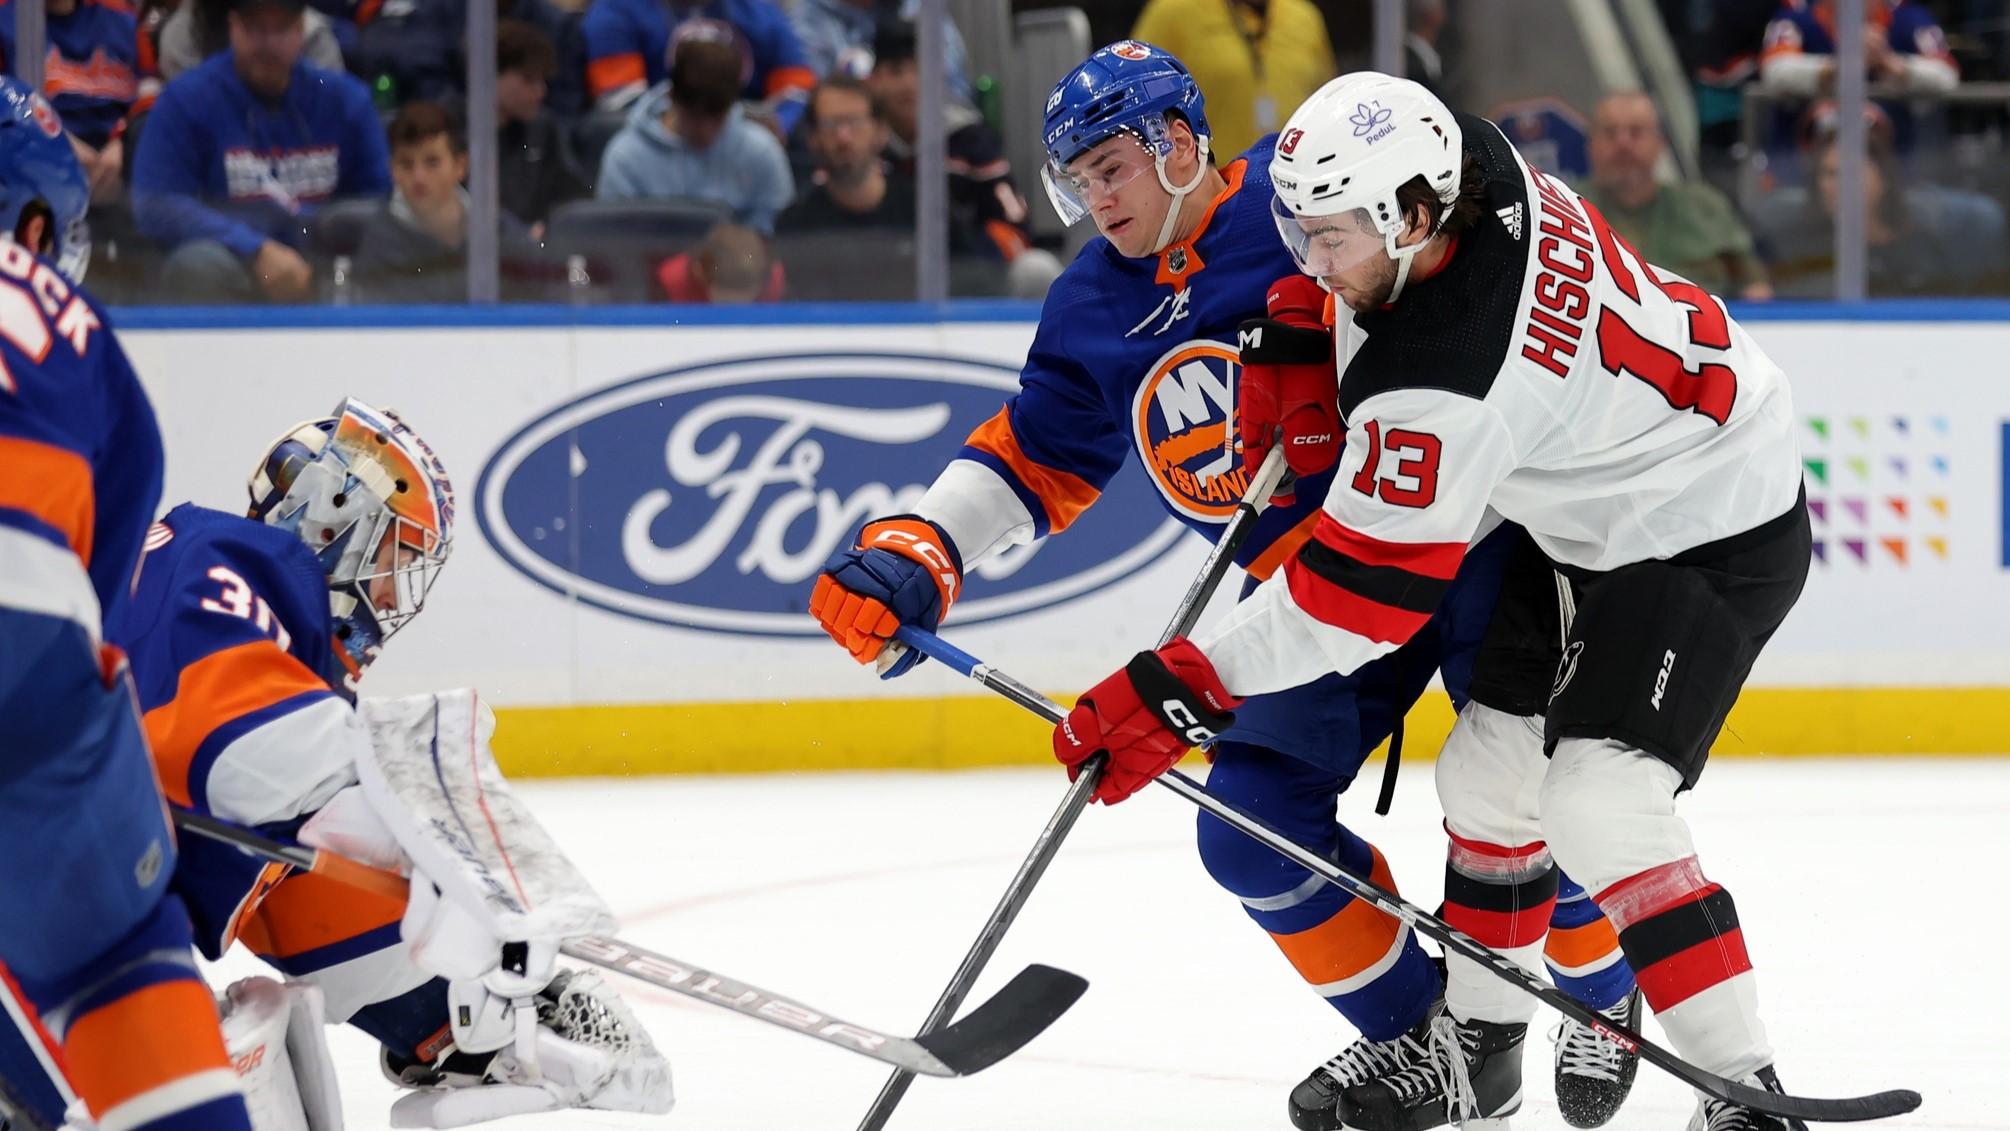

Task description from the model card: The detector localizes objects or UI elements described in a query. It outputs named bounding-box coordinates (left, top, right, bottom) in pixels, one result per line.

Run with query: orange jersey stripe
left=1545, top=918, right=1622, bottom=969
left=237, top=870, right=406, bottom=961
left=1267, top=848, right=1403, bottom=985
left=0, top=434, right=95, bottom=563
left=965, top=408, right=1101, bottom=535
left=764, top=65, right=815, bottom=98
left=141, top=640, right=329, bottom=808
left=1247, top=509, right=1320, bottom=581
left=587, top=53, right=646, bottom=96
left=62, top=979, right=233, bottom=1116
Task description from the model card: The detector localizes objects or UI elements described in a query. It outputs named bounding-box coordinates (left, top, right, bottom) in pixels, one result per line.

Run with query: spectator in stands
left=0, top=0, right=140, bottom=203
left=351, top=0, right=585, bottom=117
left=131, top=0, right=388, bottom=303
left=1579, top=90, right=1772, bottom=299
left=867, top=23, right=1027, bottom=259
left=494, top=18, right=588, bottom=235
left=1403, top=0, right=1446, bottom=98
left=596, top=33, right=793, bottom=233
left=583, top=0, right=813, bottom=134
left=790, top=0, right=972, bottom=104
left=1753, top=133, right=2008, bottom=295
left=657, top=220, right=784, bottom=301
left=1759, top=0, right=1957, bottom=95
left=778, top=73, right=908, bottom=233
left=351, top=100, right=534, bottom=301
left=154, top=0, right=343, bottom=81
left=1130, top=0, right=1336, bottom=160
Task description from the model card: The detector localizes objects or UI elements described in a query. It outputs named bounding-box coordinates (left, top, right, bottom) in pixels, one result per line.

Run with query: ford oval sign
left=477, top=352, right=1187, bottom=635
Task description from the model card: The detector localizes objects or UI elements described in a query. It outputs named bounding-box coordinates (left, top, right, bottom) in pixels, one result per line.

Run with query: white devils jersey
left=1201, top=115, right=1803, bottom=697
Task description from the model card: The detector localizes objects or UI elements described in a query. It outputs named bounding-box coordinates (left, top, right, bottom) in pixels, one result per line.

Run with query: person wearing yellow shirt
left=1129, top=0, right=1337, bottom=159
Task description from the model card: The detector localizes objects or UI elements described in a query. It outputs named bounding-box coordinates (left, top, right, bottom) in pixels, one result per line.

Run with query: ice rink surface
left=239, top=757, right=2008, bottom=1130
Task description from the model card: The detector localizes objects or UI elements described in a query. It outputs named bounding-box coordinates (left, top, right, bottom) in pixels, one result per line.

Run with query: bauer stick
left=892, top=626, right=1923, bottom=1125
left=169, top=809, right=1086, bottom=1079
left=854, top=445, right=1292, bottom=1130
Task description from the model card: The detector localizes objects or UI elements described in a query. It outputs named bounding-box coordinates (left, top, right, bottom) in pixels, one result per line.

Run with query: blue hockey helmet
left=1040, top=41, right=1212, bottom=251
left=0, top=77, right=90, bottom=283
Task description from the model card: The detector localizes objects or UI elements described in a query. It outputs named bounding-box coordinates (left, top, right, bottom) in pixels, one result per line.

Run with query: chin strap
left=1148, top=135, right=1213, bottom=254
left=1383, top=199, right=1455, bottom=305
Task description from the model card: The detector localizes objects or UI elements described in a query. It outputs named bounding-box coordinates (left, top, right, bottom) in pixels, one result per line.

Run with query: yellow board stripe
left=488, top=688, right=2010, bottom=777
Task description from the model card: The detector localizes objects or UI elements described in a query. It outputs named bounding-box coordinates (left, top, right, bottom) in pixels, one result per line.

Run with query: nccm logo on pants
left=1130, top=339, right=1252, bottom=523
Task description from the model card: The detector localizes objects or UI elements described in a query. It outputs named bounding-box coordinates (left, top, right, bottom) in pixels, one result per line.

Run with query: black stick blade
left=1720, top=1079, right=1921, bottom=1125
left=910, top=964, right=1087, bottom=1076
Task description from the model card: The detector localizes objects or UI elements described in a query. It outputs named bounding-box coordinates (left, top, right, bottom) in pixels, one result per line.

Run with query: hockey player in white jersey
left=1050, top=73, right=1811, bottom=1131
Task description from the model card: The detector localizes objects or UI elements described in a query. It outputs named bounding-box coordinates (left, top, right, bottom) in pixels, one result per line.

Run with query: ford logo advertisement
left=477, top=352, right=1187, bottom=635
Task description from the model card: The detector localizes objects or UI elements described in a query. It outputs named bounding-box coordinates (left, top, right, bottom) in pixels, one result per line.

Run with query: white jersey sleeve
left=1198, top=386, right=1517, bottom=696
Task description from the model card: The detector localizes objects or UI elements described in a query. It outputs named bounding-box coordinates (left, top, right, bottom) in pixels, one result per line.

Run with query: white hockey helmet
left=1269, top=72, right=1462, bottom=286
left=247, top=398, right=455, bottom=682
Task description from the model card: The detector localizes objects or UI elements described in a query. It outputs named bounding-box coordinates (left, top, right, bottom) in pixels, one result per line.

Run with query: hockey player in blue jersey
left=809, top=43, right=1641, bottom=1129
left=0, top=78, right=260, bottom=1131
left=99, top=398, right=674, bottom=1128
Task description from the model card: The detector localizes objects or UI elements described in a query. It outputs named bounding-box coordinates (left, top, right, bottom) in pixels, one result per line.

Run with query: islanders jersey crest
left=1130, top=339, right=1253, bottom=523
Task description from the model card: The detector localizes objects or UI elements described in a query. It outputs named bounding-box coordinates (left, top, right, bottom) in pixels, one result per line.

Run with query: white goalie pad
left=219, top=978, right=344, bottom=1131
left=355, top=691, right=616, bottom=981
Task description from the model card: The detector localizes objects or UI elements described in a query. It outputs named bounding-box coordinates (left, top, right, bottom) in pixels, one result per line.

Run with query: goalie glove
left=385, top=971, right=674, bottom=1129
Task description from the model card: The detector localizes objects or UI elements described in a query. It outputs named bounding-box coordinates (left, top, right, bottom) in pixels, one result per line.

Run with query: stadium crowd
left=2, top=0, right=2004, bottom=303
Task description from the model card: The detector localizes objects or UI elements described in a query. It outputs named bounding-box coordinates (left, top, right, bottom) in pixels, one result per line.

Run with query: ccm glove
left=810, top=515, right=962, bottom=677
left=1053, top=638, right=1242, bottom=805
left=1237, top=274, right=1341, bottom=504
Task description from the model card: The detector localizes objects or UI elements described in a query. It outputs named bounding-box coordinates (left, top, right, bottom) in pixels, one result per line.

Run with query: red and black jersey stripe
left=1284, top=516, right=1466, bottom=645
left=1614, top=884, right=1751, bottom=1009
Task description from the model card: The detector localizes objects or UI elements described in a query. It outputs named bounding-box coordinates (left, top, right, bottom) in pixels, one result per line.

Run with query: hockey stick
left=168, top=809, right=1086, bottom=1078
left=893, top=627, right=1923, bottom=1125
left=854, top=446, right=1292, bottom=1131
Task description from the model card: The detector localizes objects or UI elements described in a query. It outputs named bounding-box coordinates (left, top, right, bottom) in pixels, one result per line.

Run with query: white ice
left=213, top=757, right=2007, bottom=1130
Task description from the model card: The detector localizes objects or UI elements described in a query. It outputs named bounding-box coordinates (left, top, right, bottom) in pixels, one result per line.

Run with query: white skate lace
left=1551, top=998, right=1632, bottom=1084
left=1318, top=1028, right=1433, bottom=1089
left=1427, top=1014, right=1481, bottom=1125
left=1694, top=1096, right=1772, bottom=1131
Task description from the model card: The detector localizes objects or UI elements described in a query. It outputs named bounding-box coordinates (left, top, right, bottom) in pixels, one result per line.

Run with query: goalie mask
left=248, top=399, right=454, bottom=684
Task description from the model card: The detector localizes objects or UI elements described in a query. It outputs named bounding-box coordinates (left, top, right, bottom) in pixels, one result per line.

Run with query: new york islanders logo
left=1131, top=340, right=1251, bottom=522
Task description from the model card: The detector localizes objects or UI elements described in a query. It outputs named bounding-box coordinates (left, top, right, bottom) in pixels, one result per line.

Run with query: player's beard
left=1327, top=252, right=1399, bottom=313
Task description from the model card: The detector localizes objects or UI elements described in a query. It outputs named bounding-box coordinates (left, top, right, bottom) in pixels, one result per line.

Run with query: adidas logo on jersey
left=1497, top=202, right=1524, bottom=240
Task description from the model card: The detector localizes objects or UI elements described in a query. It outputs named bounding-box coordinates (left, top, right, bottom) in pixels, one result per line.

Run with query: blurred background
left=11, top=0, right=2008, bottom=306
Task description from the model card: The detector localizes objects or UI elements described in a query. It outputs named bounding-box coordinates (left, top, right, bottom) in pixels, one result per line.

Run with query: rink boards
left=117, top=301, right=2010, bottom=772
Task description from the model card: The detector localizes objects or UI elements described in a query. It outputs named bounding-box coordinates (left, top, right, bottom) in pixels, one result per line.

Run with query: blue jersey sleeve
left=953, top=269, right=1130, bottom=538
left=120, top=509, right=360, bottom=825
left=0, top=265, right=159, bottom=618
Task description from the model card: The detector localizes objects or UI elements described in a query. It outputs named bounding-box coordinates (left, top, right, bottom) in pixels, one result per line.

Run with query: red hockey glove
left=1053, top=638, right=1242, bottom=805
left=1237, top=275, right=1340, bottom=505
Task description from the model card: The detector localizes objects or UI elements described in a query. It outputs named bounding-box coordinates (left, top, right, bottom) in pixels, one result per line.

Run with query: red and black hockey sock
left=1596, top=857, right=1752, bottom=1012
left=1442, top=827, right=1560, bottom=953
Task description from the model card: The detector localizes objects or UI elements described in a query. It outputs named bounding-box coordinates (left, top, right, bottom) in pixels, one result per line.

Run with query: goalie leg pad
left=217, top=978, right=342, bottom=1131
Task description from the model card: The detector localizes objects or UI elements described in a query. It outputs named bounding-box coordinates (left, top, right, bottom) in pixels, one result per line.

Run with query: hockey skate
left=1288, top=1012, right=1440, bottom=1130
left=1338, top=1013, right=1525, bottom=1131
left=1552, top=987, right=1642, bottom=1128
left=1687, top=1066, right=1808, bottom=1131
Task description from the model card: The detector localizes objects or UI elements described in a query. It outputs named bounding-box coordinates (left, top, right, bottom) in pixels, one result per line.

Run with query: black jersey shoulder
left=1338, top=113, right=1532, bottom=421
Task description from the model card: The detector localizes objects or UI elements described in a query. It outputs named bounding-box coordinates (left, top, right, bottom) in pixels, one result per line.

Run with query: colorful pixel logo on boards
left=1802, top=415, right=1949, bottom=567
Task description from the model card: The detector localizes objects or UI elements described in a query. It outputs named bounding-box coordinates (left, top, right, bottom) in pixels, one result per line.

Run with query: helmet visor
left=1272, top=197, right=1389, bottom=278
left=1041, top=131, right=1159, bottom=227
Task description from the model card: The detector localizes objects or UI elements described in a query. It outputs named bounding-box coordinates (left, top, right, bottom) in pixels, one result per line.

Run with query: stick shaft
left=856, top=448, right=1288, bottom=1130
left=891, top=634, right=1921, bottom=1124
